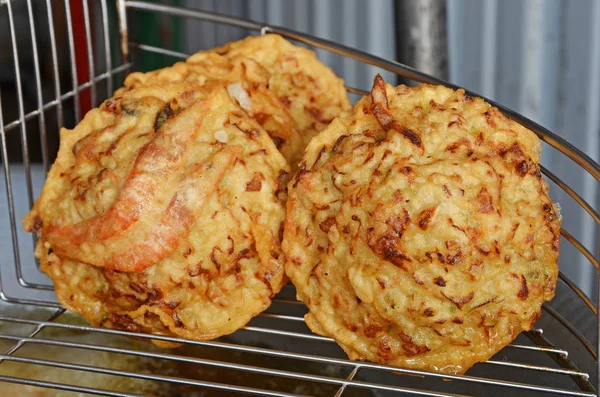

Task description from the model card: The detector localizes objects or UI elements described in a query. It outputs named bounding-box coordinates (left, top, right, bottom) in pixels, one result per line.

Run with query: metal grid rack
left=0, top=1, right=598, bottom=396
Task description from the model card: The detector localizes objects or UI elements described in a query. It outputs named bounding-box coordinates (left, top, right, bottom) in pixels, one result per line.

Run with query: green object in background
left=131, top=0, right=184, bottom=72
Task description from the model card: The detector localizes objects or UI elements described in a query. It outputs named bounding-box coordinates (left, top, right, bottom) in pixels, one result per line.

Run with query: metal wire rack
left=0, top=1, right=599, bottom=396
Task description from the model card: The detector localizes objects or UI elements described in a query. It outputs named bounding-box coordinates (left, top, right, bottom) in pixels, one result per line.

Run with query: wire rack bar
left=2, top=63, right=132, bottom=134
left=508, top=344, right=568, bottom=355
left=45, top=0, right=64, bottom=131
left=526, top=328, right=596, bottom=393
left=0, top=89, right=24, bottom=302
left=561, top=229, right=599, bottom=269
left=13, top=279, right=52, bottom=293
left=12, top=279, right=52, bottom=292
left=258, top=312, right=305, bottom=322
left=125, top=0, right=262, bottom=31
left=0, top=355, right=309, bottom=397
left=0, top=308, right=64, bottom=358
left=0, top=292, right=60, bottom=309
left=484, top=360, right=588, bottom=378
left=82, top=0, right=97, bottom=107
left=0, top=78, right=52, bottom=291
left=241, top=325, right=334, bottom=342
left=63, top=0, right=81, bottom=123
left=334, top=366, right=360, bottom=397
left=542, top=305, right=597, bottom=359
left=129, top=41, right=188, bottom=59
left=0, top=375, right=144, bottom=397
left=540, top=165, right=600, bottom=225
left=0, top=315, right=592, bottom=396
left=117, top=0, right=129, bottom=65
left=100, top=0, right=114, bottom=98
left=341, top=86, right=368, bottom=96
left=559, top=272, right=598, bottom=315
left=24, top=0, right=49, bottom=173
left=5, top=0, right=34, bottom=209
left=5, top=0, right=42, bottom=286
left=0, top=336, right=469, bottom=397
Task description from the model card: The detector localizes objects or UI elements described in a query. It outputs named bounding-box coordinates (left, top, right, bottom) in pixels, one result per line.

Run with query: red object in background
left=70, top=0, right=92, bottom=116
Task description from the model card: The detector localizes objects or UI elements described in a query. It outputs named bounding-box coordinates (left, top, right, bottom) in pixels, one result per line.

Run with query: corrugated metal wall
left=448, top=0, right=600, bottom=296
left=182, top=0, right=600, bottom=297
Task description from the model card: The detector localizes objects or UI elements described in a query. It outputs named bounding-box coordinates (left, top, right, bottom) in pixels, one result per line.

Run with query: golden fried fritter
left=202, top=34, right=351, bottom=146
left=24, top=82, right=290, bottom=343
left=121, top=34, right=351, bottom=168
left=283, top=75, right=560, bottom=374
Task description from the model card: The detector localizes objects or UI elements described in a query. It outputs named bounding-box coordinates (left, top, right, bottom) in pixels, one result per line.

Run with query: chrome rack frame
left=0, top=1, right=598, bottom=396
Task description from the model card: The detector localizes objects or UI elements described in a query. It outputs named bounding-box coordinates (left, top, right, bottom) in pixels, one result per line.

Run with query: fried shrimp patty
left=283, top=75, right=560, bottom=374
left=23, top=82, right=290, bottom=344
left=121, top=34, right=351, bottom=168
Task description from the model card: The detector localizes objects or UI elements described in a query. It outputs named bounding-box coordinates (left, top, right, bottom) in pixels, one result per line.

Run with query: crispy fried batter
left=24, top=82, right=290, bottom=343
left=120, top=34, right=350, bottom=168
left=283, top=75, right=560, bottom=374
